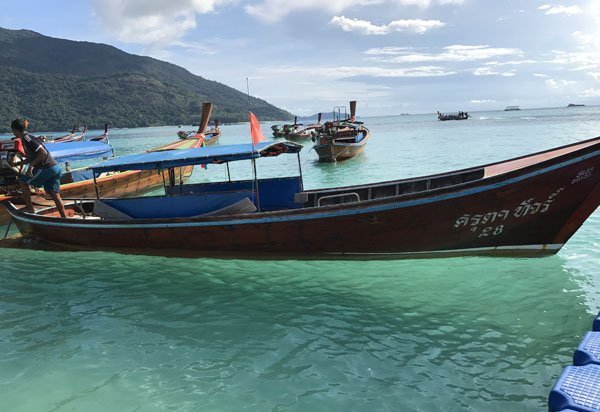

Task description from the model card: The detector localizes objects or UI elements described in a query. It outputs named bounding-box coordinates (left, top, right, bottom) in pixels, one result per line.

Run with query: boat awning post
left=168, top=168, right=176, bottom=187
left=93, top=172, right=100, bottom=199
left=226, top=162, right=231, bottom=183
left=297, top=152, right=304, bottom=191
left=161, top=170, right=168, bottom=195
left=252, top=158, right=261, bottom=212
left=178, top=167, right=183, bottom=195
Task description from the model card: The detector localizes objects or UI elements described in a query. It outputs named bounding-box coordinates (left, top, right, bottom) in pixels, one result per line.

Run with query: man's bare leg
left=17, top=181, right=34, bottom=213
left=48, top=191, right=66, bottom=218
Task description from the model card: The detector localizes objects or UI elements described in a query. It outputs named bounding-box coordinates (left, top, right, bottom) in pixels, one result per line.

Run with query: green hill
left=0, top=27, right=292, bottom=132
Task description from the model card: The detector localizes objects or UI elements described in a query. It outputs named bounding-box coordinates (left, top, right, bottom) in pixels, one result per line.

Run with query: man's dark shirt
left=20, top=132, right=58, bottom=168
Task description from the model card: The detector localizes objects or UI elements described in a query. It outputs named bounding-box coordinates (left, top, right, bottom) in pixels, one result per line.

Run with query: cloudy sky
left=2, top=0, right=600, bottom=115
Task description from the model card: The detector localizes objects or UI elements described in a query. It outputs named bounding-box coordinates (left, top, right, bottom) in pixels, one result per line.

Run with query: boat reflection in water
left=3, top=136, right=599, bottom=259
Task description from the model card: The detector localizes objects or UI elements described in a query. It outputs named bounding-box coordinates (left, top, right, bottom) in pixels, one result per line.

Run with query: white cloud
left=546, top=78, right=577, bottom=88
left=534, top=73, right=549, bottom=78
left=366, top=45, right=522, bottom=63
left=330, top=16, right=445, bottom=35
left=545, top=51, right=600, bottom=69
left=470, top=99, right=496, bottom=103
left=365, top=46, right=419, bottom=55
left=572, top=31, right=595, bottom=46
left=485, top=60, right=536, bottom=66
left=581, top=88, right=600, bottom=97
left=590, top=72, right=600, bottom=81
left=539, top=5, right=583, bottom=15
left=246, top=0, right=464, bottom=22
left=92, top=0, right=230, bottom=45
left=259, top=65, right=455, bottom=78
left=473, top=67, right=515, bottom=76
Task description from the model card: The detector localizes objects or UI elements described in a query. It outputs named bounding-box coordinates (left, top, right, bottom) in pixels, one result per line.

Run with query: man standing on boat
left=10, top=119, right=66, bottom=218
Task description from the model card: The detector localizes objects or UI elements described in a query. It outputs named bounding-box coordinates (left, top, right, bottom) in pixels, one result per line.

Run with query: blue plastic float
left=549, top=312, right=600, bottom=411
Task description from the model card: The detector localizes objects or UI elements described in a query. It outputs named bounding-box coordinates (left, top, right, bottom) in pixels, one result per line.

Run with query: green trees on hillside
left=0, top=27, right=292, bottom=133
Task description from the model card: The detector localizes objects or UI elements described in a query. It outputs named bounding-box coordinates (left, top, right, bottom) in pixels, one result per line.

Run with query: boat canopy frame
left=88, top=141, right=304, bottom=213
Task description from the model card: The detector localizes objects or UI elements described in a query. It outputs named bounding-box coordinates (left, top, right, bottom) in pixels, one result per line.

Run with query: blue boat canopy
left=46, top=141, right=114, bottom=163
left=90, top=141, right=303, bottom=173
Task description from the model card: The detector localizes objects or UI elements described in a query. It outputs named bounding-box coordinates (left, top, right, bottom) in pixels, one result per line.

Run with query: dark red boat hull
left=5, top=137, right=599, bottom=259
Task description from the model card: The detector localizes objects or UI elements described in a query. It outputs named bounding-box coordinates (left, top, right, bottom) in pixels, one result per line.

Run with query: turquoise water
left=1, top=107, right=599, bottom=411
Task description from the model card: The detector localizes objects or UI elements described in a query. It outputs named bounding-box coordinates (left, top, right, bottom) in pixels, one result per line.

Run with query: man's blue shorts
left=19, top=164, right=62, bottom=193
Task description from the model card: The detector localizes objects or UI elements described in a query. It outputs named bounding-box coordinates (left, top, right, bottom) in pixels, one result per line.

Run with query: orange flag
left=249, top=112, right=266, bottom=145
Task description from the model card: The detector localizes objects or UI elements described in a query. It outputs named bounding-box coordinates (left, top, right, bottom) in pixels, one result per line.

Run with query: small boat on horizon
left=437, top=111, right=469, bottom=121
left=505, top=106, right=521, bottom=111
left=4, top=133, right=597, bottom=259
left=313, top=101, right=371, bottom=162
left=568, top=104, right=586, bottom=107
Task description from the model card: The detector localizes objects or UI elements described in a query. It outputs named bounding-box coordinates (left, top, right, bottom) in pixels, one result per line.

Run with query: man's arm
left=28, top=148, right=48, bottom=168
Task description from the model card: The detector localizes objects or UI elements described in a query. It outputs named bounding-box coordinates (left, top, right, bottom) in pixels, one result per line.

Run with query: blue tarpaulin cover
left=46, top=141, right=114, bottom=163
left=90, top=141, right=302, bottom=173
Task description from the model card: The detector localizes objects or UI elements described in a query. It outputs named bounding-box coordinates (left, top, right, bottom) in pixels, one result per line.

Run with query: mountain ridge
left=0, top=27, right=292, bottom=132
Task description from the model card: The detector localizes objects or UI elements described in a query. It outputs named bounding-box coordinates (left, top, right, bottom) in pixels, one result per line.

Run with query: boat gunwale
left=306, top=135, right=600, bottom=194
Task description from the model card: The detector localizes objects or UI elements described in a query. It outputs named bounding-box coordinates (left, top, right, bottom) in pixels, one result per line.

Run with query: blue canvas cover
left=91, top=141, right=302, bottom=173
left=46, top=141, right=114, bottom=163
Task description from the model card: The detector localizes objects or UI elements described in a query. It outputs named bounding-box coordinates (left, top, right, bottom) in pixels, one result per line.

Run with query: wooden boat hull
left=4, top=138, right=599, bottom=259
left=314, top=130, right=370, bottom=162
left=203, top=130, right=220, bottom=145
left=286, top=133, right=313, bottom=142
left=0, top=137, right=201, bottom=225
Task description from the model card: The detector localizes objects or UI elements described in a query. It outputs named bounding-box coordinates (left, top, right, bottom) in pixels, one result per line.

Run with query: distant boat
left=177, top=104, right=220, bottom=145
left=505, top=106, right=521, bottom=111
left=567, top=104, right=585, bottom=107
left=437, top=111, right=469, bottom=121
left=287, top=113, right=322, bottom=141
left=40, top=125, right=88, bottom=143
left=313, top=101, right=371, bottom=162
left=271, top=116, right=300, bottom=139
left=88, top=124, right=110, bottom=144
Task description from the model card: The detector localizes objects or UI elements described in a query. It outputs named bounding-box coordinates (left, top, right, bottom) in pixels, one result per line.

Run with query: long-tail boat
left=88, top=124, right=110, bottom=143
left=0, top=103, right=214, bottom=224
left=50, top=125, right=88, bottom=142
left=271, top=117, right=301, bottom=139
left=203, top=119, right=221, bottom=145
left=4, top=135, right=599, bottom=259
left=313, top=101, right=371, bottom=162
left=287, top=113, right=322, bottom=141
left=177, top=105, right=220, bottom=145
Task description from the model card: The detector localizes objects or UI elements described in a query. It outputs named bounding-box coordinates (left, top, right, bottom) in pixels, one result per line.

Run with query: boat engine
left=0, top=140, right=26, bottom=194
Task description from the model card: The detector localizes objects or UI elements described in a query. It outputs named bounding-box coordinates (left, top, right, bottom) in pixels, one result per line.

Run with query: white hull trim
left=326, top=244, right=564, bottom=256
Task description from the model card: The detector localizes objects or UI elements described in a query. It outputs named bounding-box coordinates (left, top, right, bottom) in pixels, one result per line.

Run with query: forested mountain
left=0, top=27, right=292, bottom=132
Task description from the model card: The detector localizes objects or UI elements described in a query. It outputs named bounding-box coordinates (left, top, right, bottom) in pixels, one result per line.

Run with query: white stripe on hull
left=326, top=244, right=564, bottom=257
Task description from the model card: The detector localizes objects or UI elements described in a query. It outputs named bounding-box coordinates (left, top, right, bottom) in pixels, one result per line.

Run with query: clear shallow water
left=1, top=106, right=599, bottom=411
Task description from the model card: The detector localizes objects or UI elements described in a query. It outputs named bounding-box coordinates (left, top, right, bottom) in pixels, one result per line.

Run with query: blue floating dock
left=593, top=313, right=600, bottom=332
left=575, top=332, right=600, bottom=366
left=549, top=364, right=600, bottom=411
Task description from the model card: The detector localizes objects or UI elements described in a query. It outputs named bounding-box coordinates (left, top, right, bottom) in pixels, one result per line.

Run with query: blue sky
left=2, top=0, right=600, bottom=116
